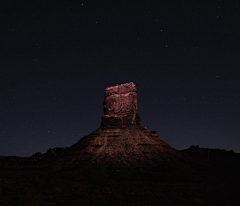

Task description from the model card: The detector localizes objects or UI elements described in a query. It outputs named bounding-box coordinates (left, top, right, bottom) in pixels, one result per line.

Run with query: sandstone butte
left=53, top=82, right=189, bottom=166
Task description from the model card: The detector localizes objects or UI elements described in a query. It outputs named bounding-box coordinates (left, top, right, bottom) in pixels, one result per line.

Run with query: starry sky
left=1, top=1, right=240, bottom=156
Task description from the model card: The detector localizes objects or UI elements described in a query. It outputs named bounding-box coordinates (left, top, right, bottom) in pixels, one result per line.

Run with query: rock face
left=101, top=82, right=141, bottom=127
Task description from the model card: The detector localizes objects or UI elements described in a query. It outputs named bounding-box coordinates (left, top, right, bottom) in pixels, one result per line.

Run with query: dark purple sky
left=1, top=1, right=240, bottom=156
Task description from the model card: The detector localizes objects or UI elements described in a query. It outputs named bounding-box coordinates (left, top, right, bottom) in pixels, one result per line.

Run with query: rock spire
left=101, top=82, right=141, bottom=127
left=44, top=82, right=189, bottom=166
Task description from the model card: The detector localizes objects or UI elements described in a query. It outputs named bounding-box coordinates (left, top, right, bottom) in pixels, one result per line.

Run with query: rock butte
left=60, top=82, right=189, bottom=165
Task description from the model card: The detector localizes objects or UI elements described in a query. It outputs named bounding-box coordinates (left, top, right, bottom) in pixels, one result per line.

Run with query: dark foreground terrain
left=1, top=146, right=240, bottom=206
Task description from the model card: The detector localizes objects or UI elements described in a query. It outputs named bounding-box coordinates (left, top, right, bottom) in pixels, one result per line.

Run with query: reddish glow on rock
left=101, top=82, right=141, bottom=127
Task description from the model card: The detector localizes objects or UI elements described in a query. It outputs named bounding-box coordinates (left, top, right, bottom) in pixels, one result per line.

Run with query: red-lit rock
left=36, top=82, right=190, bottom=166
left=58, top=82, right=190, bottom=165
left=101, top=82, right=141, bottom=127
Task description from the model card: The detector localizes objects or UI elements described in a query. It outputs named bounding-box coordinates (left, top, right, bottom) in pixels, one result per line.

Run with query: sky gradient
left=1, top=1, right=240, bottom=156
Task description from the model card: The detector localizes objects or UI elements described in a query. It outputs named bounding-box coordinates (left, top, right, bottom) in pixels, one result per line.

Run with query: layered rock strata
left=67, top=126, right=178, bottom=165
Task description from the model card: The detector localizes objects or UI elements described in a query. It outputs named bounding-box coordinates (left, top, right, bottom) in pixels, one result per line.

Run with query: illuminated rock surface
left=101, top=82, right=141, bottom=127
left=59, top=82, right=188, bottom=165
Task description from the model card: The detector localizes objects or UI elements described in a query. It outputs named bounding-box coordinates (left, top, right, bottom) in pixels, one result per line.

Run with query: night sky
left=1, top=1, right=240, bottom=156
